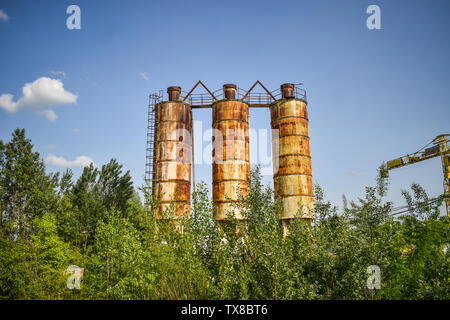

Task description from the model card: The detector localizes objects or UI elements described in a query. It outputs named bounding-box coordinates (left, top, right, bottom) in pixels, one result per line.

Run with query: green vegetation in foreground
left=0, top=128, right=448, bottom=299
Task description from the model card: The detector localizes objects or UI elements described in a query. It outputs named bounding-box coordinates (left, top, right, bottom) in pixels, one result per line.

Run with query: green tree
left=0, top=236, right=36, bottom=299
left=28, top=213, right=77, bottom=299
left=0, top=128, right=57, bottom=240
left=85, top=210, right=154, bottom=299
left=1, top=127, right=448, bottom=300
left=380, top=183, right=449, bottom=299
left=58, top=159, right=135, bottom=252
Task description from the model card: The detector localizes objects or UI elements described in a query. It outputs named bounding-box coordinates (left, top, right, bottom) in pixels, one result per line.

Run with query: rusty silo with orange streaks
left=270, top=83, right=314, bottom=227
left=153, top=86, right=192, bottom=217
left=212, top=84, right=250, bottom=221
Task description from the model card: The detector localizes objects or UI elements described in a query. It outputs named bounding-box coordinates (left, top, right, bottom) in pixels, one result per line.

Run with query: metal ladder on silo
left=145, top=91, right=162, bottom=205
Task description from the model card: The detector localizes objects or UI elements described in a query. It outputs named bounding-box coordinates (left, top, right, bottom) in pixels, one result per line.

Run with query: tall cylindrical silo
left=154, top=86, right=192, bottom=217
left=212, top=84, right=250, bottom=221
left=270, top=83, right=314, bottom=226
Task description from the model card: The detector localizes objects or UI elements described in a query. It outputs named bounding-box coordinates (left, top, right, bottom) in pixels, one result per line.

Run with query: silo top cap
left=280, top=83, right=294, bottom=90
left=223, top=84, right=237, bottom=89
left=167, top=86, right=181, bottom=92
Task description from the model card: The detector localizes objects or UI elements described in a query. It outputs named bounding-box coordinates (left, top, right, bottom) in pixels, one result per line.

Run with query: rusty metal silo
left=271, top=83, right=314, bottom=226
left=212, top=84, right=250, bottom=221
left=153, top=86, right=192, bottom=217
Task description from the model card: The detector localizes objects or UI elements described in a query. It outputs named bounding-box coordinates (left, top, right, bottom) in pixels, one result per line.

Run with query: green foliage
left=0, top=237, right=36, bottom=299
left=0, top=128, right=57, bottom=240
left=0, top=128, right=448, bottom=300
left=28, top=213, right=77, bottom=299
left=55, top=158, right=135, bottom=252
left=85, top=210, right=154, bottom=299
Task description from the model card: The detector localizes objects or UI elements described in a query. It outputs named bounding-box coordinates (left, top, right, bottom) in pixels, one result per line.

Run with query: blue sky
left=0, top=0, right=449, bottom=213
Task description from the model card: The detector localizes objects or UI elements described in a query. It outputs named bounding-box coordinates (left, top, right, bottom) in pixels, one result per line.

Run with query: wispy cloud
left=45, top=154, right=95, bottom=168
left=50, top=70, right=66, bottom=78
left=139, top=72, right=149, bottom=81
left=0, top=77, right=78, bottom=122
left=0, top=9, right=9, bottom=21
left=47, top=145, right=57, bottom=150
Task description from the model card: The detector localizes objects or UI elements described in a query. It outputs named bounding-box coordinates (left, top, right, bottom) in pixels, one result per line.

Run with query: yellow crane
left=383, top=134, right=450, bottom=217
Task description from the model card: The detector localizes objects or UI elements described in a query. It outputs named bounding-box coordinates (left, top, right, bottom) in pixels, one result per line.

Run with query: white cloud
left=40, top=109, right=57, bottom=122
left=45, top=153, right=95, bottom=168
left=0, top=9, right=8, bottom=21
left=50, top=70, right=66, bottom=78
left=139, top=72, right=149, bottom=80
left=46, top=145, right=57, bottom=150
left=0, top=77, right=77, bottom=122
left=0, top=93, right=16, bottom=112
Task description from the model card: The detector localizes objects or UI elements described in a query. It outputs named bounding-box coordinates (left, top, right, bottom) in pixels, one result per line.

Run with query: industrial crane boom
left=383, top=134, right=450, bottom=217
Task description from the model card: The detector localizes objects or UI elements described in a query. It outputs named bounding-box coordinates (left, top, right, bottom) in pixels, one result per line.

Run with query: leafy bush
left=0, top=128, right=448, bottom=300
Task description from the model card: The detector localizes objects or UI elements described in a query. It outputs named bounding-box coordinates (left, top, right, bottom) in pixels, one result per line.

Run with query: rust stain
left=167, top=86, right=181, bottom=101
left=151, top=82, right=312, bottom=222
left=212, top=95, right=250, bottom=221
left=223, top=84, right=237, bottom=100
left=271, top=95, right=314, bottom=220
left=154, top=100, right=192, bottom=217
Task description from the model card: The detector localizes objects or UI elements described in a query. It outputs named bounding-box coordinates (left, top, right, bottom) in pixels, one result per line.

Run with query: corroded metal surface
left=167, top=86, right=181, bottom=101
left=148, top=81, right=312, bottom=221
left=154, top=99, right=192, bottom=217
left=223, top=84, right=237, bottom=100
left=212, top=93, right=250, bottom=221
left=280, top=83, right=295, bottom=99
left=270, top=91, right=314, bottom=220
